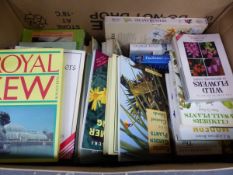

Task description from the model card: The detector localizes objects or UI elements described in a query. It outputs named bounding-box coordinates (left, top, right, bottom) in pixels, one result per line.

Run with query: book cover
left=19, top=42, right=77, bottom=50
left=0, top=48, right=64, bottom=162
left=165, top=73, right=223, bottom=155
left=118, top=56, right=170, bottom=161
left=168, top=53, right=233, bottom=140
left=105, top=16, right=208, bottom=54
left=79, top=50, right=109, bottom=161
left=14, top=43, right=86, bottom=158
left=59, top=50, right=85, bottom=159
left=21, top=29, right=85, bottom=50
left=170, top=52, right=233, bottom=128
left=172, top=33, right=233, bottom=101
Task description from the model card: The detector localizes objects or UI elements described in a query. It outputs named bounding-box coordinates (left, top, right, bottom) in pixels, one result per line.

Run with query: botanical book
left=172, top=33, right=233, bottom=101
left=103, top=54, right=118, bottom=155
left=170, top=52, right=233, bottom=128
left=59, top=50, right=85, bottom=159
left=0, top=48, right=64, bottom=162
left=15, top=44, right=86, bottom=158
left=79, top=50, right=109, bottom=162
left=21, top=29, right=85, bottom=50
left=105, top=16, right=208, bottom=54
left=118, top=56, right=170, bottom=161
left=165, top=73, right=223, bottom=156
left=168, top=53, right=233, bottom=140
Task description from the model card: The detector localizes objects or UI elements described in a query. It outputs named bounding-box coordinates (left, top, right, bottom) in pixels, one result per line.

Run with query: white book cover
left=173, top=33, right=233, bottom=101
left=60, top=50, right=86, bottom=159
left=167, top=56, right=233, bottom=140
left=105, top=16, right=208, bottom=54
left=165, top=73, right=222, bottom=155
left=170, top=52, right=233, bottom=127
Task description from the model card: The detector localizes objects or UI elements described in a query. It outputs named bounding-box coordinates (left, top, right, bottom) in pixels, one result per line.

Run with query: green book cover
left=21, top=29, right=85, bottom=50
left=79, top=50, right=109, bottom=162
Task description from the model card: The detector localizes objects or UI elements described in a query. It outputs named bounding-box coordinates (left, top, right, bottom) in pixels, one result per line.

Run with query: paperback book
left=172, top=33, right=233, bottom=101
left=103, top=54, right=118, bottom=155
left=165, top=73, right=223, bottom=155
left=15, top=43, right=86, bottom=159
left=79, top=50, right=109, bottom=162
left=59, top=50, right=86, bottom=159
left=0, top=48, right=64, bottom=162
left=168, top=52, right=233, bottom=140
left=21, top=29, right=85, bottom=50
left=118, top=56, right=170, bottom=161
left=105, top=16, right=208, bottom=54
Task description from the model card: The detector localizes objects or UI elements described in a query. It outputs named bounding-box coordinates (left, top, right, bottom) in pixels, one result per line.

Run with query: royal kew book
left=168, top=52, right=233, bottom=141
left=79, top=50, right=109, bottom=162
left=118, top=56, right=170, bottom=162
left=0, top=48, right=64, bottom=162
left=172, top=33, right=233, bottom=101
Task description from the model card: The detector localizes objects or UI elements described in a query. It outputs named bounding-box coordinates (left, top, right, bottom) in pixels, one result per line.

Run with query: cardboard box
left=1, top=0, right=233, bottom=173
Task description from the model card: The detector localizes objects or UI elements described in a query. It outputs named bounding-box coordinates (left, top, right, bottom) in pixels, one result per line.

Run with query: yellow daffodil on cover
left=89, top=87, right=107, bottom=111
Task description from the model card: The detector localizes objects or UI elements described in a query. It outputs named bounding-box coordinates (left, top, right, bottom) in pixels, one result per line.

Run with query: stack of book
left=0, top=16, right=233, bottom=164
left=166, top=33, right=233, bottom=155
left=0, top=29, right=87, bottom=162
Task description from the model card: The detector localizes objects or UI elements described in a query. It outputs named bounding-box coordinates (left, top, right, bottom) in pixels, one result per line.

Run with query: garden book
left=167, top=53, right=233, bottom=140
left=0, top=48, right=64, bottom=162
left=21, top=29, right=85, bottom=50
left=165, top=73, right=223, bottom=156
left=78, top=50, right=109, bottom=162
left=172, top=33, right=233, bottom=101
left=117, top=56, right=170, bottom=162
left=169, top=52, right=233, bottom=128
left=59, top=50, right=85, bottom=159
left=15, top=44, right=86, bottom=158
left=105, top=16, right=208, bottom=54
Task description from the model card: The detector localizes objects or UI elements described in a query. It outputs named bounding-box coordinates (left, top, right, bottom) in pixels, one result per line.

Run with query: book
left=0, top=48, right=64, bottom=162
left=19, top=42, right=77, bottom=50
left=129, top=43, right=172, bottom=57
left=105, top=16, right=208, bottom=54
left=118, top=56, right=170, bottom=161
left=59, top=50, right=86, bottom=159
left=103, top=54, right=118, bottom=155
left=79, top=50, right=109, bottom=162
left=14, top=43, right=87, bottom=158
left=21, top=29, right=85, bottom=50
left=172, top=33, right=233, bottom=101
left=167, top=53, right=233, bottom=140
left=170, top=52, right=233, bottom=128
left=165, top=73, right=223, bottom=156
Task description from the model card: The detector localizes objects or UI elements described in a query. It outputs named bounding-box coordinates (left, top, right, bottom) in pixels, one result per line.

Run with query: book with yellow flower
left=79, top=50, right=109, bottom=162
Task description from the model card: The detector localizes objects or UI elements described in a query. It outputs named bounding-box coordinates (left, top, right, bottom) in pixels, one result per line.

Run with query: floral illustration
left=89, top=87, right=106, bottom=111
left=204, top=58, right=225, bottom=76
left=200, top=42, right=219, bottom=58
left=188, top=59, right=207, bottom=76
left=184, top=42, right=201, bottom=58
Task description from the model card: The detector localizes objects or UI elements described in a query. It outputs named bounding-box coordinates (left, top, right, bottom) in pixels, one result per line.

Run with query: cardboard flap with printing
left=7, top=0, right=233, bottom=41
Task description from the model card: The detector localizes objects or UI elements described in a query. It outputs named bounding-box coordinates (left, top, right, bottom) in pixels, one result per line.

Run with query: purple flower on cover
left=184, top=42, right=201, bottom=58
